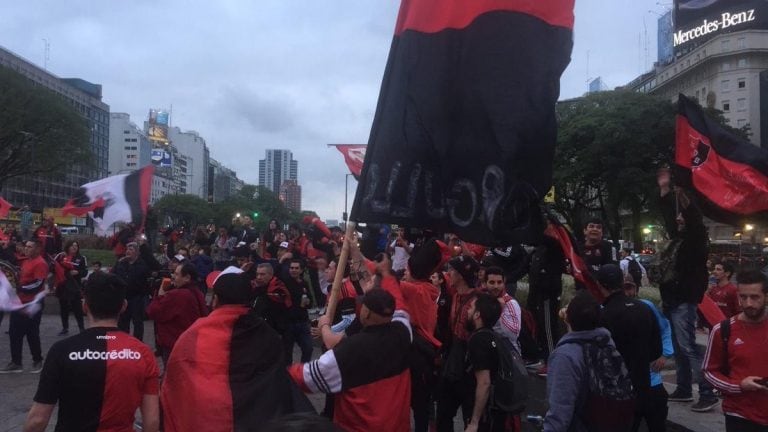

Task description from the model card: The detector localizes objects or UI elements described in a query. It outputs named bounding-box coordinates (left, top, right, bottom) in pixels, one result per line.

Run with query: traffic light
left=252, top=211, right=259, bottom=218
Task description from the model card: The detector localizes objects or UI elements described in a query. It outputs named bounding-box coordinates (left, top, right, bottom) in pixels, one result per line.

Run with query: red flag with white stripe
left=62, top=166, right=154, bottom=235
left=330, top=144, right=366, bottom=179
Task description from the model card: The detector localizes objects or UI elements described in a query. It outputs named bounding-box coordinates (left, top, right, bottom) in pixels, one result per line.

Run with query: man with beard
left=464, top=294, right=505, bottom=432
left=703, top=270, right=768, bottom=431
left=484, top=266, right=522, bottom=354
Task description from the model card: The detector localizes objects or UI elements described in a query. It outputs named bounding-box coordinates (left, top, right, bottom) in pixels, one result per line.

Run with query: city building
left=108, top=113, right=151, bottom=176
left=625, top=1, right=768, bottom=241
left=258, top=149, right=298, bottom=193
left=279, top=179, right=302, bottom=211
left=0, top=45, right=109, bottom=212
left=208, top=158, right=243, bottom=203
left=168, top=127, right=210, bottom=200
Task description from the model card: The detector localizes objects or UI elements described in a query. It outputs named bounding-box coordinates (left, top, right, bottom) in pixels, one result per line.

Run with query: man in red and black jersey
left=33, top=216, right=62, bottom=258
left=1, top=240, right=49, bottom=373
left=23, top=272, right=159, bottom=432
left=289, top=286, right=413, bottom=432
left=580, top=218, right=616, bottom=273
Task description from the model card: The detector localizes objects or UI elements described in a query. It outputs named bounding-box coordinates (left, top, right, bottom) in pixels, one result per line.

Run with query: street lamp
left=343, top=173, right=354, bottom=223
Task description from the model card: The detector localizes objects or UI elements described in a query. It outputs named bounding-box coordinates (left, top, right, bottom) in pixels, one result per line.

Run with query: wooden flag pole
left=324, top=221, right=357, bottom=323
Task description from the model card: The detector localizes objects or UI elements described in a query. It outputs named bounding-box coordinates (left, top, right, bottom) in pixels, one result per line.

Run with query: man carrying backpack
left=465, top=294, right=507, bottom=432
left=619, top=248, right=646, bottom=287
left=544, top=291, right=635, bottom=432
left=598, top=265, right=663, bottom=431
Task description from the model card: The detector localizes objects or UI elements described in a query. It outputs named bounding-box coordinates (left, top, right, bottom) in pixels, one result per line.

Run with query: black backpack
left=473, top=329, right=528, bottom=414
left=562, top=335, right=635, bottom=432
left=626, top=258, right=643, bottom=286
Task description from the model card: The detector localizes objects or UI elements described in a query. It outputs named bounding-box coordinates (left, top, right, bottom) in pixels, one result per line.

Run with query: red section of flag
left=676, top=114, right=768, bottom=215
left=62, top=197, right=106, bottom=217
left=544, top=219, right=604, bottom=303
left=331, top=144, right=366, bottom=178
left=138, top=165, right=155, bottom=229
left=394, top=0, right=575, bottom=35
left=0, top=197, right=12, bottom=219
left=698, top=295, right=726, bottom=328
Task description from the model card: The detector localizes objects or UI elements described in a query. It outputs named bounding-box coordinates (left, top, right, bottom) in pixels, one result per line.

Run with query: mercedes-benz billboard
left=674, top=0, right=768, bottom=54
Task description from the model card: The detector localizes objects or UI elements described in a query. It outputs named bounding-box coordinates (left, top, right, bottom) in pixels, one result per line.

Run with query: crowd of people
left=0, top=171, right=766, bottom=432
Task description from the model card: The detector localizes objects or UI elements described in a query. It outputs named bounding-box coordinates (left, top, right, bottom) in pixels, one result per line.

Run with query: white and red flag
left=62, top=165, right=154, bottom=235
left=0, top=270, right=45, bottom=316
left=329, top=144, right=366, bottom=179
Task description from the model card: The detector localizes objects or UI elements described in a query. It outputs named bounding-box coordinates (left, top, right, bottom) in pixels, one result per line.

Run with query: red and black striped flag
left=62, top=165, right=154, bottom=235
left=675, top=94, right=768, bottom=224
left=351, top=0, right=574, bottom=246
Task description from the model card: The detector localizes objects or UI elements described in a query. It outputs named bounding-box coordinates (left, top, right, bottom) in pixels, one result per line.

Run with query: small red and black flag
left=351, top=0, right=574, bottom=246
left=330, top=144, right=366, bottom=179
left=675, top=94, right=768, bottom=224
left=62, top=165, right=154, bottom=235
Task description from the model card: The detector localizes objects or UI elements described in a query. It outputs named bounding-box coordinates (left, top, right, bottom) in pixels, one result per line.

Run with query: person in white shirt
left=387, top=228, right=413, bottom=278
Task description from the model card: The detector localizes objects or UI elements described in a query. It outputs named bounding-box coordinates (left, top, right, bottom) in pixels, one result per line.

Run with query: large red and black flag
left=161, top=306, right=313, bottom=431
left=62, top=165, right=154, bottom=235
left=675, top=94, right=768, bottom=225
left=0, top=196, right=11, bottom=219
left=351, top=0, right=574, bottom=246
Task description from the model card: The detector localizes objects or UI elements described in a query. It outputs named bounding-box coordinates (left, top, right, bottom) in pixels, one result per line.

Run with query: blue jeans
left=282, top=321, right=313, bottom=364
left=118, top=295, right=147, bottom=341
left=664, top=303, right=714, bottom=398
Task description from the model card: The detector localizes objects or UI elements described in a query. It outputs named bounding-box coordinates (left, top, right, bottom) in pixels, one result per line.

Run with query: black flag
left=351, top=0, right=574, bottom=246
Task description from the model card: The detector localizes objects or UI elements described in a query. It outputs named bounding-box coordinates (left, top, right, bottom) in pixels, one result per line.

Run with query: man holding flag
left=1, top=240, right=49, bottom=374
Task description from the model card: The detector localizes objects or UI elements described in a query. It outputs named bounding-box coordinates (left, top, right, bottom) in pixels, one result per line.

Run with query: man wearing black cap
left=597, top=264, right=663, bottom=431
left=289, top=286, right=413, bottom=432
left=162, top=267, right=311, bottom=431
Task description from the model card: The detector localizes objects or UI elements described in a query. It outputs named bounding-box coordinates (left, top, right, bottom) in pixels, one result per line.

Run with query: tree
left=154, top=194, right=214, bottom=229
left=553, top=91, right=676, bottom=248
left=0, top=66, right=91, bottom=190
left=211, top=185, right=300, bottom=232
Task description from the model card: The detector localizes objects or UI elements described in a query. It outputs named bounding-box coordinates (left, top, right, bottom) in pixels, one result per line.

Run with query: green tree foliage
left=210, top=185, right=300, bottom=231
left=153, top=194, right=214, bottom=229
left=0, top=66, right=91, bottom=190
left=553, top=91, right=676, bottom=247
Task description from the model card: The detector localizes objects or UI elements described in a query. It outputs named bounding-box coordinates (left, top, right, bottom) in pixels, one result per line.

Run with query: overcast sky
left=0, top=0, right=669, bottom=222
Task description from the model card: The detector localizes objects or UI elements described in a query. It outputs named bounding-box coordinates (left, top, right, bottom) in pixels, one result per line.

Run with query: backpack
left=626, top=258, right=643, bottom=286
left=562, top=335, right=635, bottom=432
left=473, top=329, right=528, bottom=414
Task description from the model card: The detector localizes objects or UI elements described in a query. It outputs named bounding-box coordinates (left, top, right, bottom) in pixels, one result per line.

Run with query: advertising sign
left=151, top=149, right=172, bottom=167
left=43, top=207, right=87, bottom=227
left=148, top=109, right=170, bottom=143
left=674, top=0, right=768, bottom=54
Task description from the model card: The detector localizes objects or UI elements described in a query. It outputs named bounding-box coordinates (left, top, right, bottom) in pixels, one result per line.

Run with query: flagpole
left=324, top=221, right=356, bottom=324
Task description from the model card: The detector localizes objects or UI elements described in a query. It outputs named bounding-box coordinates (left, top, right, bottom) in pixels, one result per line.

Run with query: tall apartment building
left=258, top=149, right=298, bottom=193
left=168, top=127, right=209, bottom=200
left=208, top=158, right=243, bottom=203
left=279, top=179, right=302, bottom=211
left=0, top=45, right=109, bottom=211
left=108, top=113, right=152, bottom=176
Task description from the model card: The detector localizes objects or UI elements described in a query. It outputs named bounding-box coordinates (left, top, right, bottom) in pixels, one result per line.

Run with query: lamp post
left=343, top=174, right=353, bottom=224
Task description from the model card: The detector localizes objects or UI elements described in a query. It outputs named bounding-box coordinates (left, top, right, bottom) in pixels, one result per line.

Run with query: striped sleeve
left=499, top=298, right=521, bottom=337
left=288, top=350, right=343, bottom=394
left=702, top=321, right=741, bottom=394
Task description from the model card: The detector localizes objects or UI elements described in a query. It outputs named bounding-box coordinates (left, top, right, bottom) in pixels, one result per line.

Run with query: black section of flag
left=351, top=11, right=572, bottom=246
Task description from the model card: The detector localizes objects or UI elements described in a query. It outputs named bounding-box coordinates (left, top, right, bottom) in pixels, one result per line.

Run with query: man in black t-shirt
left=465, top=293, right=504, bottom=432
left=580, top=218, right=616, bottom=273
left=23, top=272, right=159, bottom=432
